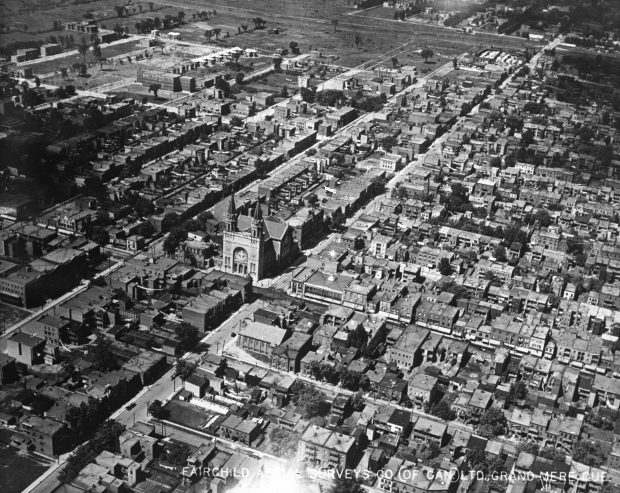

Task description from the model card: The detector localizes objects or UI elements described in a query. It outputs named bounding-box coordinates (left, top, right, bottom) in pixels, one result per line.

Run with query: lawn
left=0, top=447, right=49, bottom=493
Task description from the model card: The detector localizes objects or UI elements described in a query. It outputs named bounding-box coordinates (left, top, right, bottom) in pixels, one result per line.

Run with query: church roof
left=263, top=216, right=289, bottom=241
left=234, top=214, right=290, bottom=242
left=237, top=215, right=251, bottom=231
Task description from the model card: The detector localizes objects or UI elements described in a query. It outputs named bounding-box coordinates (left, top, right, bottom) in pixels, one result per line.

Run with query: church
left=222, top=194, right=296, bottom=282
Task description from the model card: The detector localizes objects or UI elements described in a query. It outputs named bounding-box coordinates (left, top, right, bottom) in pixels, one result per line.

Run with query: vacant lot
left=164, top=399, right=210, bottom=429
left=0, top=446, right=49, bottom=493
left=0, top=301, right=30, bottom=330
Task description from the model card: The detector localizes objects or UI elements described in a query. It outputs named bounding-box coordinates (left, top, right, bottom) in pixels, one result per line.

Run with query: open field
left=0, top=0, right=175, bottom=45
left=28, top=40, right=142, bottom=76
left=139, top=0, right=543, bottom=69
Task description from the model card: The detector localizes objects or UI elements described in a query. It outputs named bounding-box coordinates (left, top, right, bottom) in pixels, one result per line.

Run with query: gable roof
left=238, top=321, right=288, bottom=346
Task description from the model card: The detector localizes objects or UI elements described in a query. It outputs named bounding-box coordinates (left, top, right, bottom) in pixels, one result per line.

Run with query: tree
left=419, top=441, right=440, bottom=464
left=92, top=38, right=101, bottom=60
left=453, top=57, right=458, bottom=69
left=438, top=258, right=453, bottom=276
left=381, top=135, right=398, bottom=152
left=115, top=5, right=125, bottom=18
left=88, top=226, right=109, bottom=246
left=91, top=337, right=118, bottom=371
left=135, top=221, right=155, bottom=237
left=289, top=41, right=299, bottom=55
left=175, top=323, right=199, bottom=356
left=329, top=475, right=364, bottom=493
left=77, top=37, right=89, bottom=65
left=148, top=83, right=161, bottom=99
left=21, top=89, right=43, bottom=107
left=525, top=209, right=552, bottom=227
left=420, top=48, right=434, bottom=63
left=299, top=86, right=315, bottom=103
left=315, top=89, right=345, bottom=107
left=538, top=446, right=565, bottom=463
left=354, top=33, right=362, bottom=49
left=460, top=102, right=473, bottom=116
left=572, top=440, right=605, bottom=467
left=429, top=398, right=456, bottom=421
left=391, top=56, right=399, bottom=68
left=341, top=370, right=361, bottom=391
left=234, top=72, right=245, bottom=85
left=509, top=381, right=528, bottom=401
left=163, top=226, right=187, bottom=255
left=165, top=442, right=190, bottom=466
left=494, top=245, right=507, bottom=262
left=441, top=182, right=471, bottom=214
left=331, top=19, right=339, bottom=32
left=476, top=408, right=507, bottom=438
left=148, top=400, right=169, bottom=419
left=520, top=128, right=535, bottom=147
left=230, top=116, right=244, bottom=127
left=252, top=17, right=265, bottom=29
left=177, top=11, right=185, bottom=23
left=59, top=421, right=125, bottom=483
left=174, top=359, right=197, bottom=381
left=516, top=441, right=539, bottom=455
left=214, top=77, right=231, bottom=97
left=213, top=28, right=222, bottom=40
left=292, top=382, right=330, bottom=418
left=269, top=427, right=299, bottom=457
left=466, top=448, right=506, bottom=477
left=347, top=324, right=367, bottom=350
left=351, top=391, right=364, bottom=411
left=204, top=29, right=213, bottom=41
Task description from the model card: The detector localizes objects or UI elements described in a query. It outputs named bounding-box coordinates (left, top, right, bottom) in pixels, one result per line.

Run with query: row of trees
left=308, top=360, right=371, bottom=392
left=59, top=421, right=125, bottom=483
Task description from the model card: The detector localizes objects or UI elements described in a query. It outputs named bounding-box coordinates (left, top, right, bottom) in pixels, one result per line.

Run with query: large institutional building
left=222, top=194, right=296, bottom=281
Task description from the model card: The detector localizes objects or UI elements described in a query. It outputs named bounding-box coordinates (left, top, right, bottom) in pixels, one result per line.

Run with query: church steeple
left=251, top=201, right=263, bottom=239
left=226, top=193, right=237, bottom=232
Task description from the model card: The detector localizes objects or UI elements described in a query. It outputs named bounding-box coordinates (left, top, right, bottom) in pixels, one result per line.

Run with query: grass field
left=0, top=447, right=49, bottom=493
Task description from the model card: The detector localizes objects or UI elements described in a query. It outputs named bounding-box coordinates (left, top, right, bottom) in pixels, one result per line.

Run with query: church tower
left=226, top=193, right=237, bottom=232
left=251, top=202, right=263, bottom=239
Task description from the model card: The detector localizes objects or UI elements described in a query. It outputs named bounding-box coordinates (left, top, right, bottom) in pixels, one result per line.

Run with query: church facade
left=222, top=195, right=296, bottom=282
